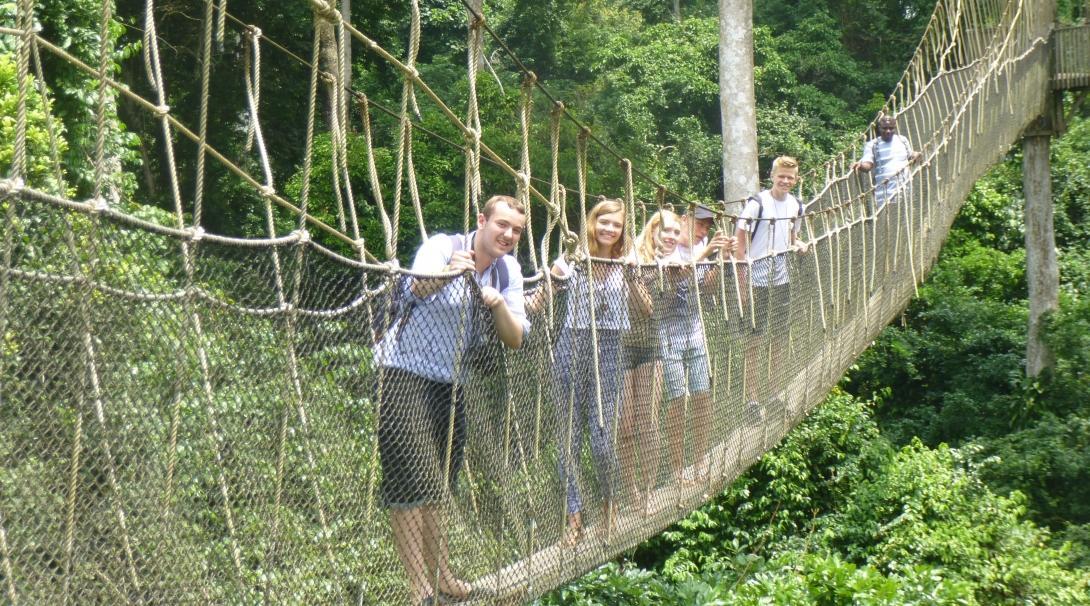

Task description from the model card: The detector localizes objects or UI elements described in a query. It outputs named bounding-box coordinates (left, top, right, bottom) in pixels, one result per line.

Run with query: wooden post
left=718, top=0, right=758, bottom=205
left=1023, top=115, right=1059, bottom=378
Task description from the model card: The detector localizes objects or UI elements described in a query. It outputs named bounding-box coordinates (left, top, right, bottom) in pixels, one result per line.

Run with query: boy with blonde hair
left=733, top=157, right=808, bottom=425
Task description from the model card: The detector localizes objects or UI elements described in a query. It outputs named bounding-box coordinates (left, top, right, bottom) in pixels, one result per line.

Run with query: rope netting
left=0, top=0, right=1059, bottom=603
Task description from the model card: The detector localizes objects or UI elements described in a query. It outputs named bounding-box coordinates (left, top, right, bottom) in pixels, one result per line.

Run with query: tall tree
left=718, top=0, right=758, bottom=203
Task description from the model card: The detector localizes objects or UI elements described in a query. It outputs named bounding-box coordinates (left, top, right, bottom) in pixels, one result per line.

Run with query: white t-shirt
left=738, top=191, right=803, bottom=287
left=553, top=255, right=630, bottom=331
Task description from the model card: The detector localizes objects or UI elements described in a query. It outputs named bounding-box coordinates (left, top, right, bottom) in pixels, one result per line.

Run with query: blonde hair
left=634, top=209, right=679, bottom=263
left=584, top=198, right=627, bottom=259
left=771, top=155, right=799, bottom=174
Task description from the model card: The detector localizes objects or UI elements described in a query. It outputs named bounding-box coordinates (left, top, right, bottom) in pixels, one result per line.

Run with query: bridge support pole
left=718, top=0, right=758, bottom=205
left=1022, top=115, right=1059, bottom=378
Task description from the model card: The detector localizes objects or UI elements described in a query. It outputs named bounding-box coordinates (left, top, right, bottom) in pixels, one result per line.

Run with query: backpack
left=371, top=233, right=510, bottom=345
left=745, top=192, right=804, bottom=244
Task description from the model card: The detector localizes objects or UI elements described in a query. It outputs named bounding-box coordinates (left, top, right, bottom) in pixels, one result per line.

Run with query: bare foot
left=563, top=512, right=584, bottom=547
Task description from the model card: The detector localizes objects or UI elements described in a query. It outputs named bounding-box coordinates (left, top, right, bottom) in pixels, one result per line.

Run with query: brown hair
left=482, top=194, right=526, bottom=217
left=584, top=198, right=627, bottom=259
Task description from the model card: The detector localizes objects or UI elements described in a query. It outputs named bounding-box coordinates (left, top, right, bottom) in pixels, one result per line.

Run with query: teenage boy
left=376, top=195, right=529, bottom=605
left=733, top=157, right=808, bottom=425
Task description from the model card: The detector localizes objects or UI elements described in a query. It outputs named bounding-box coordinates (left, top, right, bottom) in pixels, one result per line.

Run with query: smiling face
left=769, top=156, right=799, bottom=200
left=585, top=199, right=626, bottom=258
left=594, top=211, right=624, bottom=252
left=655, top=213, right=681, bottom=256
left=475, top=200, right=526, bottom=262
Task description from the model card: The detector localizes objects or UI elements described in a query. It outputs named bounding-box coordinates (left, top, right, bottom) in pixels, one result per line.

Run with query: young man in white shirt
left=377, top=195, right=528, bottom=605
left=733, top=156, right=808, bottom=426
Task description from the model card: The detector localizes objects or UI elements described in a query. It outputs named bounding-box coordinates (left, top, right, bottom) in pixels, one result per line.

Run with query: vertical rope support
left=90, top=0, right=113, bottom=201
left=264, top=30, right=324, bottom=586
left=464, top=0, right=484, bottom=223
left=392, top=0, right=425, bottom=245
left=193, top=0, right=215, bottom=226
left=518, top=72, right=538, bottom=268
left=143, top=0, right=245, bottom=583
left=247, top=23, right=342, bottom=590
left=29, top=33, right=68, bottom=194
left=576, top=130, right=604, bottom=429
left=332, top=6, right=363, bottom=243
left=358, top=97, right=395, bottom=259
left=11, top=0, right=32, bottom=179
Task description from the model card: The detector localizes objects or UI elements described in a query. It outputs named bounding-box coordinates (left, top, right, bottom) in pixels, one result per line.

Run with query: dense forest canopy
left=3, top=0, right=1090, bottom=603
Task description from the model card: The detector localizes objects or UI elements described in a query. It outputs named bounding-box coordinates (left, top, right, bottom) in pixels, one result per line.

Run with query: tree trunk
left=1023, top=125, right=1059, bottom=378
left=718, top=0, right=758, bottom=207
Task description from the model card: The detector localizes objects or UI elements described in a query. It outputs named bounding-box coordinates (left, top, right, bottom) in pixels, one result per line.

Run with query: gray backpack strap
left=493, top=257, right=510, bottom=292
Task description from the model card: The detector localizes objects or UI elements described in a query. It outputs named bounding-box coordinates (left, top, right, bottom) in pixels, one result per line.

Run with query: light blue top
left=861, top=134, right=915, bottom=189
left=554, top=256, right=631, bottom=331
left=378, top=232, right=529, bottom=384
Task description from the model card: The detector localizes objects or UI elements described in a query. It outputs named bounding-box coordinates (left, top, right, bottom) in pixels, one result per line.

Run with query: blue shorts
left=661, top=331, right=710, bottom=400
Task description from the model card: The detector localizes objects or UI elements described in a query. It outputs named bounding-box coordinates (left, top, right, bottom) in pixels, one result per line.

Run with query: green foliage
left=32, top=0, right=140, bottom=200
left=822, top=441, right=1089, bottom=604
left=635, top=390, right=880, bottom=575
left=0, top=52, right=68, bottom=192
left=544, top=392, right=1090, bottom=605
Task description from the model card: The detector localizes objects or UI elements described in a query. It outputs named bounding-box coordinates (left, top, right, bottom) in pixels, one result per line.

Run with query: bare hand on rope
left=697, top=232, right=735, bottom=261
left=479, top=286, right=504, bottom=309
left=446, top=249, right=476, bottom=274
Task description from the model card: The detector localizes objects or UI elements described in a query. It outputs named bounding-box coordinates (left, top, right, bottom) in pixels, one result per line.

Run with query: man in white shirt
left=377, top=195, right=527, bottom=605
left=733, top=156, right=808, bottom=426
left=851, top=115, right=921, bottom=209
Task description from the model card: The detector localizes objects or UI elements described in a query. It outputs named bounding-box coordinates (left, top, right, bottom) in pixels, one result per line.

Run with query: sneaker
left=745, top=400, right=763, bottom=427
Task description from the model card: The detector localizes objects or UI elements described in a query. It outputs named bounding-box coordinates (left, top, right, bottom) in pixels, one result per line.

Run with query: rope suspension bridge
left=0, top=0, right=1084, bottom=603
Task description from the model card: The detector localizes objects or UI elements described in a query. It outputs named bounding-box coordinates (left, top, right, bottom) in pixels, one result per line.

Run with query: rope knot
left=354, top=238, right=366, bottom=252
left=404, top=65, right=420, bottom=81
left=294, top=228, right=311, bottom=244
left=312, top=0, right=342, bottom=24
left=189, top=226, right=206, bottom=242
left=463, top=127, right=481, bottom=145
left=0, top=177, right=24, bottom=198
left=259, top=185, right=275, bottom=198
left=153, top=104, right=170, bottom=117
left=515, top=171, right=530, bottom=190
left=89, top=197, right=109, bottom=213
left=245, top=25, right=263, bottom=40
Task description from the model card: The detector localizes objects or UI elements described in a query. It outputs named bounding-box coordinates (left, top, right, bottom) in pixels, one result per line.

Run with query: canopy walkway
left=0, top=0, right=1076, bottom=603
